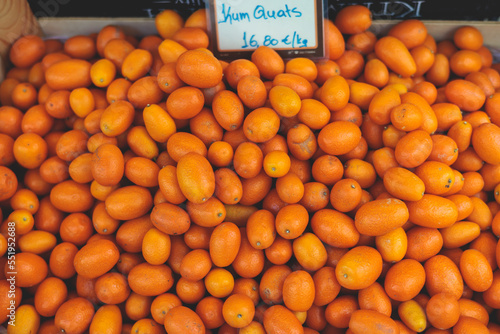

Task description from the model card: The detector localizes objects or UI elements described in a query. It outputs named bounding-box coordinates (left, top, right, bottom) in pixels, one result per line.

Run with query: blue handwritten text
left=242, top=31, right=308, bottom=49
left=218, top=4, right=302, bottom=24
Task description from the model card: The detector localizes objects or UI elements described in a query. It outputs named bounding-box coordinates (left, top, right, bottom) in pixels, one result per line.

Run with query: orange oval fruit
left=406, top=194, right=458, bottom=228
left=374, top=36, right=416, bottom=78
left=320, top=75, right=350, bottom=112
left=384, top=258, right=426, bottom=302
left=424, top=254, right=464, bottom=299
left=73, top=239, right=120, bottom=279
left=472, top=122, right=500, bottom=165
left=45, top=59, right=92, bottom=90
left=176, top=49, right=223, bottom=88
left=104, top=185, right=153, bottom=220
left=176, top=152, right=215, bottom=204
left=209, top=222, right=241, bottom=268
left=355, top=198, right=409, bottom=236
left=282, top=270, right=315, bottom=312
left=383, top=167, right=425, bottom=201
left=164, top=305, right=206, bottom=334
left=394, top=130, right=433, bottom=168
left=334, top=5, right=372, bottom=35
left=317, top=121, right=361, bottom=156
left=263, top=305, right=304, bottom=334
left=349, top=309, right=399, bottom=334
left=311, top=208, right=360, bottom=248
left=335, top=246, right=383, bottom=290
left=54, top=297, right=95, bottom=334
left=459, top=249, right=493, bottom=292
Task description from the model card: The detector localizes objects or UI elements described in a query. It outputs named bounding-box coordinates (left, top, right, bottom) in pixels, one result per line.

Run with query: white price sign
left=208, top=0, right=325, bottom=59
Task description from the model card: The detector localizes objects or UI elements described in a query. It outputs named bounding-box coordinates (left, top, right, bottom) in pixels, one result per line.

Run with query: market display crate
left=1, top=0, right=500, bottom=333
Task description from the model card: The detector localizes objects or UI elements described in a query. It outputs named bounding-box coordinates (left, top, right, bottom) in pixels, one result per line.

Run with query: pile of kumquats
left=1, top=4, right=500, bottom=333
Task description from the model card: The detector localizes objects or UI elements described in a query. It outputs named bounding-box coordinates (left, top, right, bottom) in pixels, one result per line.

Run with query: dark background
left=27, top=0, right=500, bottom=21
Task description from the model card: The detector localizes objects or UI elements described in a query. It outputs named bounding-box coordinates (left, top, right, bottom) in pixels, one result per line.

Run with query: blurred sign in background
left=27, top=0, right=500, bottom=21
